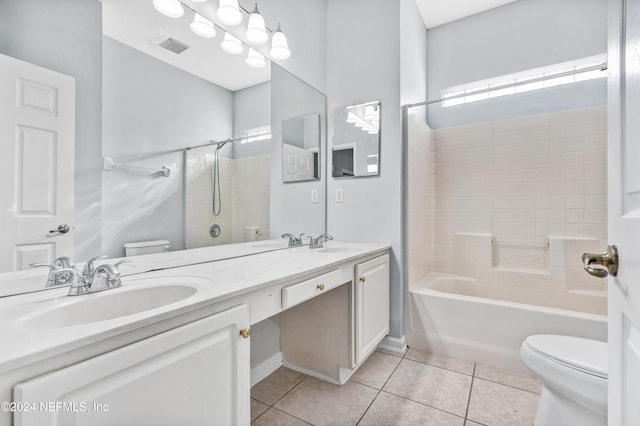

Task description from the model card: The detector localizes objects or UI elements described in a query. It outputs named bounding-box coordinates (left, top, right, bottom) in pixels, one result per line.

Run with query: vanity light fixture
left=246, top=4, right=268, bottom=45
left=245, top=48, right=266, bottom=68
left=190, top=13, right=217, bottom=38
left=346, top=112, right=358, bottom=124
left=153, top=0, right=184, bottom=17
left=270, top=23, right=291, bottom=60
left=221, top=32, right=244, bottom=54
left=217, top=0, right=243, bottom=26
left=364, top=104, right=379, bottom=120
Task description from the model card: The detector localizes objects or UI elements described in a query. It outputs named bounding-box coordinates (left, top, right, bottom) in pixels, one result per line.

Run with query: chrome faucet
left=67, top=259, right=133, bottom=296
left=309, top=234, right=333, bottom=249
left=81, top=254, right=109, bottom=282
left=281, top=233, right=306, bottom=247
left=31, top=256, right=77, bottom=287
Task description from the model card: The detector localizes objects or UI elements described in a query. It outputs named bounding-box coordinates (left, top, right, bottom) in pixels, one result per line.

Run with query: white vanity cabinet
left=12, top=305, right=250, bottom=426
left=354, top=254, right=390, bottom=365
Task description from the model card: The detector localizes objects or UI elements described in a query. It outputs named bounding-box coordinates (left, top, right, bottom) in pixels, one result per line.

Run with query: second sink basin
left=19, top=277, right=210, bottom=329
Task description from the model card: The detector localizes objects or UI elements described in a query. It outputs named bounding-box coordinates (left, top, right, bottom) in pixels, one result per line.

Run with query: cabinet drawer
left=282, top=269, right=342, bottom=308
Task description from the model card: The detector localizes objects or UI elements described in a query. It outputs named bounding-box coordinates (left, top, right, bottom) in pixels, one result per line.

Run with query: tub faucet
left=281, top=233, right=305, bottom=247
left=309, top=234, right=333, bottom=249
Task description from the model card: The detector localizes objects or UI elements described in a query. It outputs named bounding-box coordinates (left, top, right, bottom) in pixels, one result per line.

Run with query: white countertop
left=0, top=241, right=389, bottom=374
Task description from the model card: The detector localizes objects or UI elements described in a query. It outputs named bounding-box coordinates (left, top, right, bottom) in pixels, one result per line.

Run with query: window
left=441, top=54, right=607, bottom=107
left=240, top=125, right=271, bottom=143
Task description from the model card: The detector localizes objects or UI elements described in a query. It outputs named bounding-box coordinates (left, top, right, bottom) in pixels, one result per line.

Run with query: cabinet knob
left=359, top=276, right=366, bottom=283
left=317, top=283, right=325, bottom=291
left=239, top=328, right=251, bottom=339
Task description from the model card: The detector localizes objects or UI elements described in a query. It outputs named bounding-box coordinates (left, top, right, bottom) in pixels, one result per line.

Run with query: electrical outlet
left=336, top=187, right=344, bottom=203
left=311, top=189, right=319, bottom=203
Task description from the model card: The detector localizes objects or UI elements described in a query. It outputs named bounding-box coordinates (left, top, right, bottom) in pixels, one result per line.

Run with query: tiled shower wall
left=409, top=106, right=608, bottom=292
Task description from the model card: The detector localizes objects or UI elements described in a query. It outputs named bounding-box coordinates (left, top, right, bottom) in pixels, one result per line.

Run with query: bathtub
left=408, top=273, right=607, bottom=372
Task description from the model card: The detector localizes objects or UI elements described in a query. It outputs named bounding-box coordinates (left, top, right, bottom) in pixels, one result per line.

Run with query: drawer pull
left=317, top=283, right=325, bottom=291
left=359, top=276, right=366, bottom=283
left=239, top=328, right=251, bottom=339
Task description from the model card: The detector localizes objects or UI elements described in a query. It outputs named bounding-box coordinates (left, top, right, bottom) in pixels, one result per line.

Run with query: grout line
left=355, top=351, right=406, bottom=425
left=463, top=363, right=477, bottom=425
left=379, top=388, right=466, bottom=420
left=472, top=375, right=541, bottom=395
left=269, top=407, right=313, bottom=425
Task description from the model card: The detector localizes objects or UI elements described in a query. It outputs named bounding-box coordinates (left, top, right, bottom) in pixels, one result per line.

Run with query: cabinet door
left=14, top=305, right=250, bottom=426
left=354, top=254, right=390, bottom=365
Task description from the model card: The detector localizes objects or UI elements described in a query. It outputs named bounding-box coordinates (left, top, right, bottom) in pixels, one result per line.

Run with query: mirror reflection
left=332, top=101, right=381, bottom=177
left=282, top=114, right=321, bottom=182
left=0, top=0, right=327, bottom=288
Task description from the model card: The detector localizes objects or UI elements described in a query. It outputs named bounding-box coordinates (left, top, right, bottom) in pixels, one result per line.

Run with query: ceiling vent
left=158, top=37, right=190, bottom=54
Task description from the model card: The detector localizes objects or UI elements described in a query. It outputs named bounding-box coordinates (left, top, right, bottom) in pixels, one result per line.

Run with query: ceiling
left=102, top=0, right=270, bottom=92
left=413, top=0, right=518, bottom=29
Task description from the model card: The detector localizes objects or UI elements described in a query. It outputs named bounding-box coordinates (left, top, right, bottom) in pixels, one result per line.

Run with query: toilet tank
left=123, top=240, right=171, bottom=256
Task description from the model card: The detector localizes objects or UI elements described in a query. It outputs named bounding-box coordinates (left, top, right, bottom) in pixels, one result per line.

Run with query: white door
left=282, top=143, right=314, bottom=181
left=0, top=53, right=75, bottom=272
left=607, top=0, right=640, bottom=424
left=14, top=304, right=251, bottom=426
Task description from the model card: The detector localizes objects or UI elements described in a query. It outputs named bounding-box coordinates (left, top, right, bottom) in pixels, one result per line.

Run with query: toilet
left=520, top=335, right=607, bottom=426
left=123, top=240, right=172, bottom=256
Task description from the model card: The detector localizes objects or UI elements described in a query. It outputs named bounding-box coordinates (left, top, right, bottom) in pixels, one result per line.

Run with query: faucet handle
left=82, top=254, right=109, bottom=276
left=53, top=256, right=74, bottom=269
left=31, top=263, right=77, bottom=287
left=114, top=258, right=134, bottom=271
left=281, top=233, right=302, bottom=247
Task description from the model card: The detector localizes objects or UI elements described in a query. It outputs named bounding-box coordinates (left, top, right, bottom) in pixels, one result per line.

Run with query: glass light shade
left=346, top=112, right=358, bottom=123
left=153, top=0, right=184, bottom=17
left=217, top=0, right=243, bottom=26
left=190, top=14, right=217, bottom=38
left=364, top=105, right=378, bottom=120
left=270, top=30, right=291, bottom=60
left=245, top=48, right=266, bottom=68
left=221, top=32, right=244, bottom=55
left=354, top=121, right=365, bottom=128
left=246, top=12, right=268, bottom=45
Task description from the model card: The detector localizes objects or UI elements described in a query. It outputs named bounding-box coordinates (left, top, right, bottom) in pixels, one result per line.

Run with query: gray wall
left=233, top=81, right=271, bottom=159
left=326, top=0, right=404, bottom=339
left=102, top=36, right=234, bottom=257
left=426, top=0, right=608, bottom=128
left=0, top=0, right=103, bottom=262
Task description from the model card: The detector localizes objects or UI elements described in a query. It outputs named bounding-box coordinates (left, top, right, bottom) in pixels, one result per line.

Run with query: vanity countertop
left=0, top=241, right=389, bottom=374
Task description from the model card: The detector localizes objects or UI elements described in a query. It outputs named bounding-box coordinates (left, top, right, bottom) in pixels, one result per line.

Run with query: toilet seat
left=523, top=335, right=607, bottom=379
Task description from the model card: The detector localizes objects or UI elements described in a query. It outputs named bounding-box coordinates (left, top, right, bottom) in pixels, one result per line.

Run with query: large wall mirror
left=332, top=101, right=381, bottom=177
left=0, top=0, right=327, bottom=292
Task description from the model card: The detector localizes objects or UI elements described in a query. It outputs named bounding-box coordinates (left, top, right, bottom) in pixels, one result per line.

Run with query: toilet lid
left=524, top=335, right=608, bottom=379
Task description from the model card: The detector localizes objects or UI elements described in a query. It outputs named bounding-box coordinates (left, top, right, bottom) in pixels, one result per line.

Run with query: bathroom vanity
left=0, top=242, right=389, bottom=425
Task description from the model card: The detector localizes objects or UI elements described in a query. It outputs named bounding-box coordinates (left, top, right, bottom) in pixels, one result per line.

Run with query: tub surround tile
left=250, top=399, right=269, bottom=422
left=359, top=391, right=464, bottom=426
left=351, top=351, right=402, bottom=389
left=251, top=367, right=307, bottom=406
left=274, top=376, right=378, bottom=426
left=383, top=359, right=472, bottom=417
left=474, top=364, right=542, bottom=394
left=251, top=408, right=310, bottom=426
left=405, top=348, right=476, bottom=376
left=467, top=378, right=539, bottom=426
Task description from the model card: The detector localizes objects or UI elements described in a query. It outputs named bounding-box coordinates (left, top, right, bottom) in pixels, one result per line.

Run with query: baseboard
left=282, top=361, right=345, bottom=385
left=377, top=335, right=407, bottom=354
left=251, top=351, right=283, bottom=387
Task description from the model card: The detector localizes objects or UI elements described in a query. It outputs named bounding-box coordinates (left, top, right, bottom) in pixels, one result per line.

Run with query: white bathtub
left=407, top=273, right=607, bottom=372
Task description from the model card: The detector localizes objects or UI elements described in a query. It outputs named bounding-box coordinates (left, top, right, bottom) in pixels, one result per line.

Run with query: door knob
left=48, top=224, right=70, bottom=236
left=582, top=244, right=619, bottom=278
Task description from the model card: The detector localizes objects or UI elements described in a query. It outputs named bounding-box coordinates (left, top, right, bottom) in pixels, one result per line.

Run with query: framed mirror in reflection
left=332, top=101, right=381, bottom=178
left=0, top=0, right=327, bottom=293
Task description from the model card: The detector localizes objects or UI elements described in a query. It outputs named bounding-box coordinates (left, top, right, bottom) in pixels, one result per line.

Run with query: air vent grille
left=159, top=38, right=190, bottom=54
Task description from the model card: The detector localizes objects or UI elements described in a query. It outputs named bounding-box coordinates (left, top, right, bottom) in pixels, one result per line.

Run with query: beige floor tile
left=252, top=408, right=310, bottom=425
left=474, top=364, right=542, bottom=394
left=383, top=359, right=472, bottom=417
left=359, top=391, right=464, bottom=426
left=467, top=378, right=539, bottom=426
left=274, top=376, right=378, bottom=426
left=464, top=421, right=485, bottom=426
left=251, top=398, right=269, bottom=422
left=251, top=367, right=307, bottom=405
left=405, top=348, right=475, bottom=375
left=351, top=351, right=402, bottom=389
left=376, top=347, right=406, bottom=358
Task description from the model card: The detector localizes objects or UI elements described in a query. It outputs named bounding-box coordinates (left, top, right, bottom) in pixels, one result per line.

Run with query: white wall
left=0, top=0, right=103, bottom=262
left=233, top=82, right=271, bottom=159
left=102, top=36, right=234, bottom=257
left=426, top=0, right=608, bottom=128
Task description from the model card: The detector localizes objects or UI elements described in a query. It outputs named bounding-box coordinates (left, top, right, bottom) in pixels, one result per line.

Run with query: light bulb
left=246, top=5, right=268, bottom=45
left=152, top=0, right=184, bottom=18
left=217, top=0, right=243, bottom=26
left=190, top=13, right=217, bottom=38
left=245, top=48, right=266, bottom=68
left=270, top=24, right=291, bottom=60
left=221, top=32, right=244, bottom=55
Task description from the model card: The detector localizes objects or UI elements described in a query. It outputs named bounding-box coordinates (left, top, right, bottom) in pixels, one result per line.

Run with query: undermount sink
left=19, top=277, right=209, bottom=329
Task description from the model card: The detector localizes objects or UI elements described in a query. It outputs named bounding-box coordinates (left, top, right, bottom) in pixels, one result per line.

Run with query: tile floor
left=250, top=348, right=542, bottom=425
